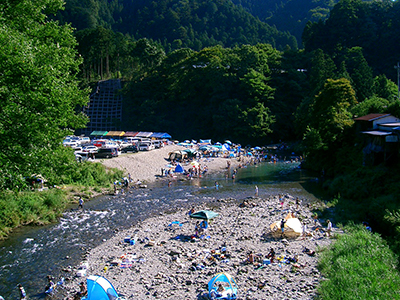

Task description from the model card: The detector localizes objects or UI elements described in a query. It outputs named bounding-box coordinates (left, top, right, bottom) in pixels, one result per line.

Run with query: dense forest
left=231, top=0, right=336, bottom=45
left=55, top=0, right=298, bottom=51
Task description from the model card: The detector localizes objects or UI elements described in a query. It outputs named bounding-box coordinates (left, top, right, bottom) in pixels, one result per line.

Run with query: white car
left=82, top=145, right=98, bottom=153
left=138, top=141, right=155, bottom=151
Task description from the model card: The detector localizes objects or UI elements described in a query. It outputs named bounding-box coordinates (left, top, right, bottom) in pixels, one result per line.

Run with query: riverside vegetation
left=0, top=162, right=123, bottom=239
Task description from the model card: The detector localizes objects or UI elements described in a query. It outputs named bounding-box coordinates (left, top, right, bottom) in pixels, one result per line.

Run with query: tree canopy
left=0, top=0, right=88, bottom=189
left=56, top=0, right=298, bottom=52
left=122, top=44, right=280, bottom=145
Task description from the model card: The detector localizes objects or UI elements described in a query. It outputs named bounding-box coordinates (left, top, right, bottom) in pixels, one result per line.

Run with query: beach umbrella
left=190, top=210, right=219, bottom=220
left=190, top=161, right=200, bottom=167
left=199, top=146, right=210, bottom=151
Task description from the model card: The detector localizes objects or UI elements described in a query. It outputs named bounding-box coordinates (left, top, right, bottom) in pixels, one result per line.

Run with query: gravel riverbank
left=100, top=144, right=251, bottom=184
left=62, top=192, right=336, bottom=300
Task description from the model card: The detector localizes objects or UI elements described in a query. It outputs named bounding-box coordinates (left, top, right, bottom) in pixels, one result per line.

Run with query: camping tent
left=208, top=272, right=238, bottom=300
left=169, top=150, right=187, bottom=161
left=174, top=164, right=184, bottom=173
left=269, top=212, right=302, bottom=234
left=82, top=275, right=123, bottom=300
left=190, top=210, right=219, bottom=220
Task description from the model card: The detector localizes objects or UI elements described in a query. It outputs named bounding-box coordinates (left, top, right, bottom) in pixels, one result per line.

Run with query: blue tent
left=208, top=272, right=238, bottom=300
left=174, top=164, right=184, bottom=173
left=82, top=275, right=122, bottom=300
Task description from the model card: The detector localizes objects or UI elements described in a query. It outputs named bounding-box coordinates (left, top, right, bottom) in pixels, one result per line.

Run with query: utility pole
left=395, top=62, right=400, bottom=99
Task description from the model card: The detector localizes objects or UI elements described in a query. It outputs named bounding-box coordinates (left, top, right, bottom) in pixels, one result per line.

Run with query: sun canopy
left=90, top=131, right=108, bottom=136
left=208, top=272, right=238, bottom=300
left=150, top=132, right=172, bottom=139
left=123, top=131, right=138, bottom=137
left=82, top=275, right=120, bottom=300
left=190, top=210, right=219, bottom=220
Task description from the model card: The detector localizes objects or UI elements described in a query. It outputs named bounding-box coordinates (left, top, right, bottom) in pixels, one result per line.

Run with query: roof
left=151, top=132, right=172, bottom=139
left=106, top=131, right=125, bottom=136
left=123, top=131, right=138, bottom=137
left=361, top=130, right=392, bottom=136
left=354, top=114, right=391, bottom=121
left=90, top=131, right=108, bottom=136
left=136, top=131, right=153, bottom=137
left=378, top=122, right=400, bottom=128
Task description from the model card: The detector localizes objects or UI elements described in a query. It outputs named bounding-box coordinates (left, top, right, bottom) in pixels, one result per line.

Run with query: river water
left=0, top=161, right=320, bottom=299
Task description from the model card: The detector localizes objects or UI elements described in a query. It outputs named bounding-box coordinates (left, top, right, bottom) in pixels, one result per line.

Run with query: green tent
left=190, top=210, right=219, bottom=220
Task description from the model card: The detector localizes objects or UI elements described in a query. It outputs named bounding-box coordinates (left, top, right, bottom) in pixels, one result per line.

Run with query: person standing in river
left=78, top=197, right=84, bottom=209
left=326, top=219, right=332, bottom=237
left=17, top=284, right=26, bottom=300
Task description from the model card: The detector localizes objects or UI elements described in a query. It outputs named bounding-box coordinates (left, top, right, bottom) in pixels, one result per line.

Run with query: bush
left=0, top=189, right=68, bottom=238
left=318, top=224, right=400, bottom=300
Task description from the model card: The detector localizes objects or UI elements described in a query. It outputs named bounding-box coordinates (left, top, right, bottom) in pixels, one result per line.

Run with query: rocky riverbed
left=61, top=193, right=336, bottom=300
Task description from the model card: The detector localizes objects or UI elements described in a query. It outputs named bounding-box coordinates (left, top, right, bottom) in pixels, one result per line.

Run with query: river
left=0, top=161, right=321, bottom=299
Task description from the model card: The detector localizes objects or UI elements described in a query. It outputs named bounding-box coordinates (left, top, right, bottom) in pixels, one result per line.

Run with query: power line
left=395, top=62, right=400, bottom=99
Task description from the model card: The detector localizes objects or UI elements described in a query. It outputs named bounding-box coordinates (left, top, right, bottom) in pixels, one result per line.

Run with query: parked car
left=138, top=141, right=155, bottom=151
left=79, top=137, right=91, bottom=145
left=121, top=145, right=138, bottom=153
left=153, top=140, right=164, bottom=149
left=82, top=145, right=98, bottom=153
left=95, top=148, right=118, bottom=158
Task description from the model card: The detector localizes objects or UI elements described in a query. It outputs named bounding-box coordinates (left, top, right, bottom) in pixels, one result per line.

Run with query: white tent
left=270, top=213, right=302, bottom=234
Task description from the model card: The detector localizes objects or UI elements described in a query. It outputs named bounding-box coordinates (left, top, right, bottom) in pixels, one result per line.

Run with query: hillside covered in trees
left=231, top=0, right=336, bottom=45
left=55, top=0, right=298, bottom=51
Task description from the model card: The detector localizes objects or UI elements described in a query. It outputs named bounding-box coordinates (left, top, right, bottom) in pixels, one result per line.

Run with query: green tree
left=372, top=74, right=398, bottom=100
left=308, top=49, right=337, bottom=95
left=338, top=47, right=373, bottom=101
left=0, top=0, right=88, bottom=189
left=302, top=78, right=357, bottom=173
left=311, top=78, right=357, bottom=146
left=351, top=96, right=390, bottom=117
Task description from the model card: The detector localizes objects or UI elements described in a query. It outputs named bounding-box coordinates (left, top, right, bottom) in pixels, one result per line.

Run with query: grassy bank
left=310, top=163, right=400, bottom=299
left=320, top=165, right=400, bottom=255
left=317, top=225, right=400, bottom=300
left=0, top=161, right=124, bottom=239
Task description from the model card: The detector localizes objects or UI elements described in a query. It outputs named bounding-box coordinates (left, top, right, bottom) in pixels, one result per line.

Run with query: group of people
left=244, top=248, right=276, bottom=266
left=194, top=220, right=208, bottom=237
left=12, top=276, right=86, bottom=300
left=188, top=208, right=209, bottom=237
